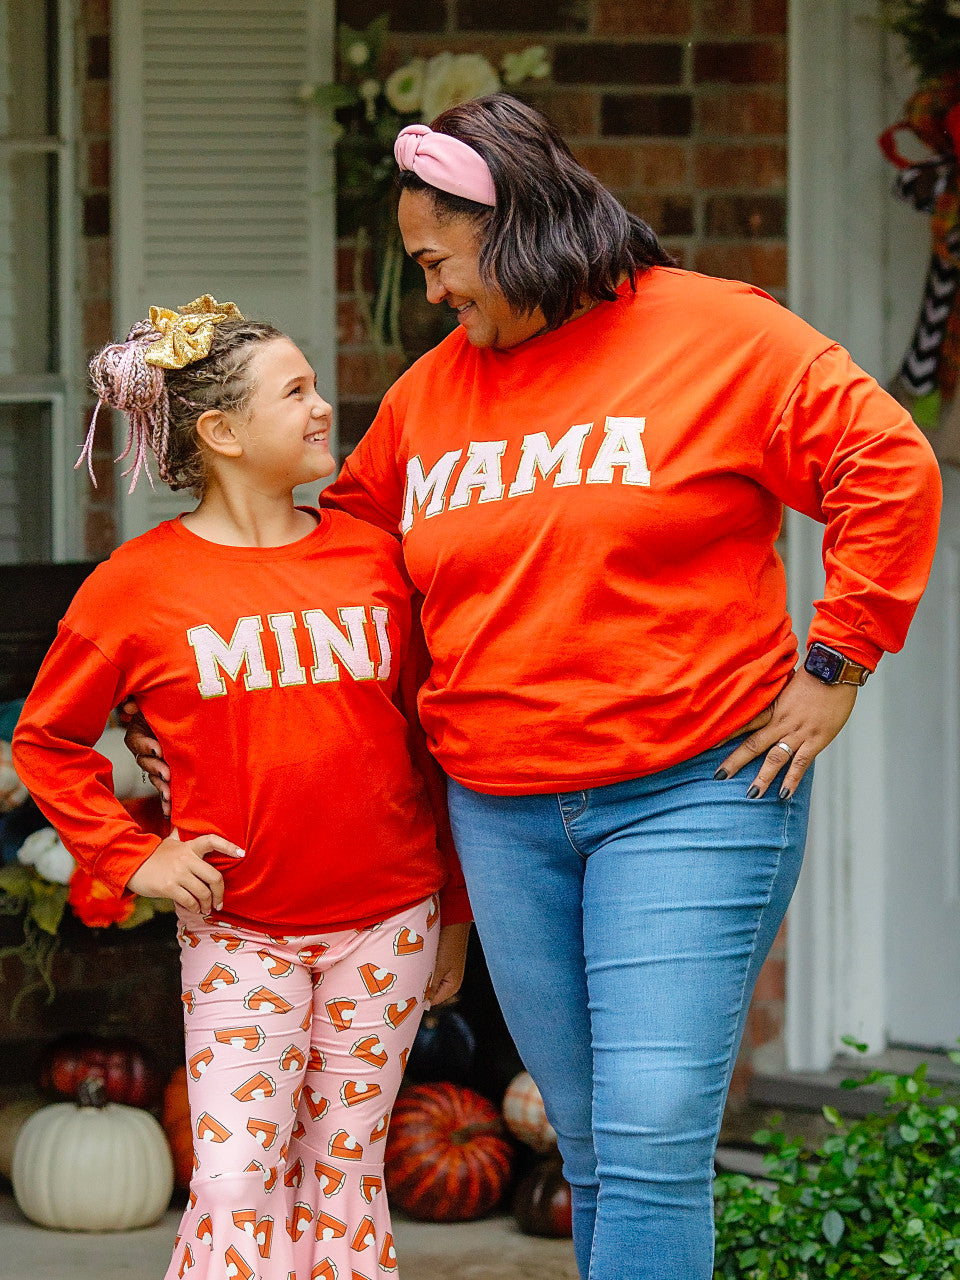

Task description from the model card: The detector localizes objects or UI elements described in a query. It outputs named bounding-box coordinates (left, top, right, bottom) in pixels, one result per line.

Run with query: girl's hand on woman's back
left=127, top=828, right=244, bottom=914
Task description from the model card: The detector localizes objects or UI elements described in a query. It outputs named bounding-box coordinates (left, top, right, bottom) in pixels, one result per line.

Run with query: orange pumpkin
left=385, top=1082, right=513, bottom=1221
left=161, top=1066, right=194, bottom=1187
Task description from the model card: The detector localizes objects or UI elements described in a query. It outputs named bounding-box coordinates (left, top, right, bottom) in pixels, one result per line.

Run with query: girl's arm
left=13, top=625, right=240, bottom=912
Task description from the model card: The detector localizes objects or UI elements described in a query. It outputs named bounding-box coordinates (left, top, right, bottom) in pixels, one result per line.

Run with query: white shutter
left=113, top=0, right=336, bottom=538
left=0, top=0, right=13, bottom=377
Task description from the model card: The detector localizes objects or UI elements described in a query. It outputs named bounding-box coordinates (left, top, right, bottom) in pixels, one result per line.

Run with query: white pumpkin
left=502, top=1070, right=558, bottom=1153
left=11, top=1078, right=174, bottom=1231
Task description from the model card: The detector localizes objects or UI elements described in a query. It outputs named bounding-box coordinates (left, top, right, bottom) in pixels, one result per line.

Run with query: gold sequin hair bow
left=144, top=294, right=245, bottom=370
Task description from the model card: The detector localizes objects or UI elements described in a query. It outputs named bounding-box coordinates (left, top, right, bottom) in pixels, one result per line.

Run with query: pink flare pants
left=165, top=895, right=440, bottom=1280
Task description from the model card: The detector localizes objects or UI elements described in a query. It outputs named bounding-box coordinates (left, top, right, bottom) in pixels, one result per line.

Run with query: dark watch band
left=804, top=642, right=871, bottom=687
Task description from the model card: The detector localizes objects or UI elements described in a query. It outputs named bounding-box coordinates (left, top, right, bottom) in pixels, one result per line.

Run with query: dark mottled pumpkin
left=513, top=1156, right=574, bottom=1237
left=38, top=1033, right=162, bottom=1109
left=385, top=1081, right=513, bottom=1221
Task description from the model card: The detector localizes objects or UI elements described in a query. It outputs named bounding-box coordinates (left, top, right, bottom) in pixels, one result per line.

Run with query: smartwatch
left=803, top=642, right=871, bottom=687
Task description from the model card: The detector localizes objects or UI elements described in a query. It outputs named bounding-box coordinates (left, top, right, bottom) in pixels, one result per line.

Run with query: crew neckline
left=166, top=506, right=330, bottom=560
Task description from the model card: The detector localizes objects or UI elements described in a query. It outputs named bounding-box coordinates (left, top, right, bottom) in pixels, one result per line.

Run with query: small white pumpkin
left=11, top=1076, right=174, bottom=1231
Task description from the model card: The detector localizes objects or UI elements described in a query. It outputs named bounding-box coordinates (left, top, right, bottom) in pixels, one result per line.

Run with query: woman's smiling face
left=398, top=188, right=547, bottom=351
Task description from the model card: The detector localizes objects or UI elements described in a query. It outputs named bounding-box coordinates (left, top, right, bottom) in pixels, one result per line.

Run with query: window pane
left=0, top=402, right=53, bottom=563
left=0, top=152, right=55, bottom=376
left=4, top=2, right=52, bottom=139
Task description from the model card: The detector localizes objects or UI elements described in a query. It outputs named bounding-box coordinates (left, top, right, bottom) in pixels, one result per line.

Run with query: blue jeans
left=446, top=741, right=812, bottom=1280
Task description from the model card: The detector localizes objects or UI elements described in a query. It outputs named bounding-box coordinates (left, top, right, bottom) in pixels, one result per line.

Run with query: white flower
left=359, top=78, right=381, bottom=123
left=385, top=59, right=426, bottom=114
left=421, top=52, right=501, bottom=123
left=17, top=826, right=75, bottom=885
left=346, top=40, right=371, bottom=68
left=501, top=46, right=551, bottom=86
left=0, top=741, right=27, bottom=812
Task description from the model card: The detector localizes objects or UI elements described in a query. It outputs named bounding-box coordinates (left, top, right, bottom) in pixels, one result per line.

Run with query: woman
left=134, top=97, right=941, bottom=1279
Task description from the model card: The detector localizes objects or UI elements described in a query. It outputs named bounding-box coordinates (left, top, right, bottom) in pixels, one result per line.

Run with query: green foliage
left=878, top=1, right=960, bottom=82
left=714, top=1042, right=960, bottom=1278
left=0, top=862, right=68, bottom=936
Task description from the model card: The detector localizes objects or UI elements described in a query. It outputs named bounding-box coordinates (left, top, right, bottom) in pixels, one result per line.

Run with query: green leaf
left=0, top=863, right=33, bottom=896
left=117, top=896, right=155, bottom=930
left=305, top=82, right=359, bottom=112
left=26, top=882, right=68, bottom=935
left=822, top=1209, right=845, bottom=1246
left=879, top=1249, right=904, bottom=1265
left=841, top=1034, right=869, bottom=1054
left=823, top=1106, right=842, bottom=1126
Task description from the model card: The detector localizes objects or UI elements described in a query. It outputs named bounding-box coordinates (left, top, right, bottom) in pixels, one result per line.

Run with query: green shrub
left=714, top=1041, right=960, bottom=1279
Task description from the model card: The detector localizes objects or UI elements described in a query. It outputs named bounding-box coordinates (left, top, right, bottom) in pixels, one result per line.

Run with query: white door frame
left=785, top=0, right=914, bottom=1069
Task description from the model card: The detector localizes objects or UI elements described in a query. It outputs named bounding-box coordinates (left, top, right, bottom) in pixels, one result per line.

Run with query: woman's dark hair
left=397, top=93, right=675, bottom=330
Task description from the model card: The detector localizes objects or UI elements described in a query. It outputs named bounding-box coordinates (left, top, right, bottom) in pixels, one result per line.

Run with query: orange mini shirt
left=13, top=511, right=470, bottom=931
left=325, top=268, right=941, bottom=794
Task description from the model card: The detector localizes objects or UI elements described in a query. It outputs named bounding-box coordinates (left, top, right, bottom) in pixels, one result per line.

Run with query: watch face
left=805, top=644, right=843, bottom=683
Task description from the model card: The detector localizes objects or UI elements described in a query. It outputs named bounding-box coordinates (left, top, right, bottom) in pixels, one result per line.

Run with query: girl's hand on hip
left=426, top=921, right=472, bottom=1006
left=118, top=697, right=171, bottom=816
left=127, top=829, right=244, bottom=915
left=716, top=667, right=859, bottom=800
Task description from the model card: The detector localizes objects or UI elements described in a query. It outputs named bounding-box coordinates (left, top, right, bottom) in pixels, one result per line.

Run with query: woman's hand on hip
left=127, top=829, right=244, bottom=915
left=118, top=697, right=171, bottom=816
left=716, top=667, right=858, bottom=799
left=427, top=922, right=472, bottom=1006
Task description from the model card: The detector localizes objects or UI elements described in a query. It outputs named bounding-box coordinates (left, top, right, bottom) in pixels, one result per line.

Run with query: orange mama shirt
left=325, top=268, right=942, bottom=794
left=13, top=510, right=469, bottom=932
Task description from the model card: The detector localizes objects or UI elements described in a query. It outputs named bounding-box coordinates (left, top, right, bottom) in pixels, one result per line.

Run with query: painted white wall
left=787, top=0, right=945, bottom=1068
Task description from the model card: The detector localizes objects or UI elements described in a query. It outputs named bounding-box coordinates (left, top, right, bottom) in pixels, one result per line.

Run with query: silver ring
left=140, top=768, right=149, bottom=783
left=774, top=741, right=793, bottom=756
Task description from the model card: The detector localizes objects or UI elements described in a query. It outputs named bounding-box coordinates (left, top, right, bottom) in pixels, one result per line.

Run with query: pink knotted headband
left=394, top=124, right=496, bottom=207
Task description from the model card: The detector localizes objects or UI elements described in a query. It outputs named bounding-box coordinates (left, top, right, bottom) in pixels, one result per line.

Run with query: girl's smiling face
left=228, top=338, right=335, bottom=489
left=398, top=189, right=547, bottom=351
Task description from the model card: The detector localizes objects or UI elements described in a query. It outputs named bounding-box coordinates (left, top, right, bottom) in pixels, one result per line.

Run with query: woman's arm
left=723, top=344, right=942, bottom=796
left=319, top=395, right=407, bottom=534
left=119, top=699, right=171, bottom=815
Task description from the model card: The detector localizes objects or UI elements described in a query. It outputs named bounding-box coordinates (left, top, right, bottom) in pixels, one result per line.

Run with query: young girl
left=12, top=297, right=471, bottom=1280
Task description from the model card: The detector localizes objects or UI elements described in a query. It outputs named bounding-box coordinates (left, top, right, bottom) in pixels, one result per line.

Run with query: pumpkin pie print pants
left=164, top=895, right=439, bottom=1280
left=447, top=740, right=813, bottom=1280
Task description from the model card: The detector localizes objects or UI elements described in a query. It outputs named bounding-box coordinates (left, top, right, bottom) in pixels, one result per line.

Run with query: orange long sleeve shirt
left=323, top=268, right=942, bottom=794
left=13, top=511, right=470, bottom=931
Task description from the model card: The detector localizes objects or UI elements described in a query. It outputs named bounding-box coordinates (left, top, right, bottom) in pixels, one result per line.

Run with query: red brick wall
left=336, top=0, right=788, bottom=455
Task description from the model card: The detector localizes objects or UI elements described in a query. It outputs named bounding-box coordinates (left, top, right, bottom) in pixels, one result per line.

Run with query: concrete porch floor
left=0, top=1191, right=580, bottom=1280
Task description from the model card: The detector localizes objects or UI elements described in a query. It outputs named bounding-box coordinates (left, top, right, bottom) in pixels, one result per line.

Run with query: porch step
left=714, top=1144, right=769, bottom=1178
left=748, top=1044, right=960, bottom=1117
